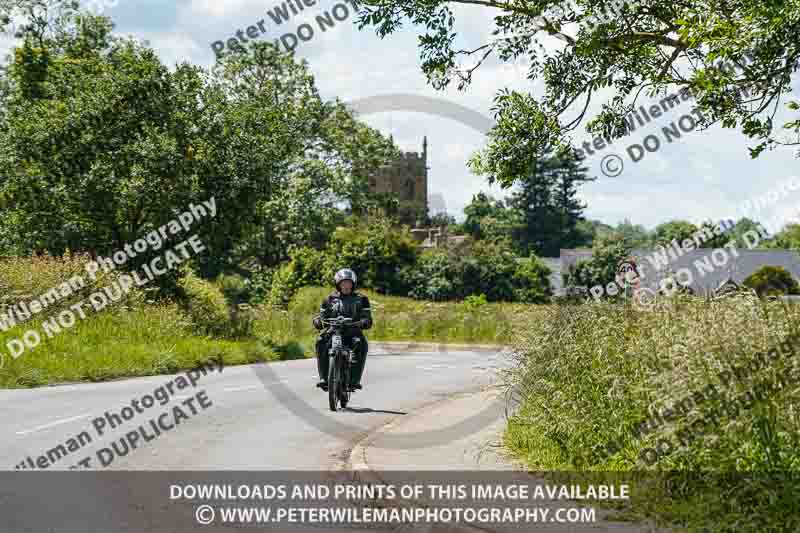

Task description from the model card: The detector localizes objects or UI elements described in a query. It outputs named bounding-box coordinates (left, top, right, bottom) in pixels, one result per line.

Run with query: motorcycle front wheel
left=328, top=353, right=339, bottom=412
left=340, top=356, right=351, bottom=408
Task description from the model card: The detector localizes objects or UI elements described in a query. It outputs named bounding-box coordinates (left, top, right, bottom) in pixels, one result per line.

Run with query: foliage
left=504, top=296, right=800, bottom=531
left=400, top=249, right=458, bottom=301
left=768, top=223, right=800, bottom=250
left=400, top=239, right=551, bottom=302
left=565, top=235, right=630, bottom=291
left=177, top=269, right=230, bottom=337
left=652, top=220, right=699, bottom=247
left=265, top=246, right=328, bottom=308
left=513, top=254, right=553, bottom=304
left=0, top=2, right=398, bottom=283
left=462, top=192, right=521, bottom=244
left=323, top=216, right=418, bottom=295
left=612, top=219, right=650, bottom=248
left=0, top=252, right=146, bottom=324
left=743, top=265, right=800, bottom=297
left=429, top=212, right=456, bottom=227
left=461, top=293, right=487, bottom=311
left=216, top=273, right=250, bottom=304
left=506, top=147, right=594, bottom=256
left=356, top=0, right=800, bottom=184
left=178, top=269, right=252, bottom=338
left=461, top=146, right=593, bottom=257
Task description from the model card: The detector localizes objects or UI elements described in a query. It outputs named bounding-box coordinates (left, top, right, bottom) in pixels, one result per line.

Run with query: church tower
left=367, top=137, right=429, bottom=213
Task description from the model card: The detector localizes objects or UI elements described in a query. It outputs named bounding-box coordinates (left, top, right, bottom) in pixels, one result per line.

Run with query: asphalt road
left=0, top=347, right=510, bottom=471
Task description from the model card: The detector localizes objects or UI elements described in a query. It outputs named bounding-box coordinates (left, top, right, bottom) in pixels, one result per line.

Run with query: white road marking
left=222, top=385, right=262, bottom=393
left=16, top=413, right=92, bottom=436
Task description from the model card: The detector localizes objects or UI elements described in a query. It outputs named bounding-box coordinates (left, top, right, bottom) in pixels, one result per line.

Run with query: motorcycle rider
left=312, top=268, right=372, bottom=391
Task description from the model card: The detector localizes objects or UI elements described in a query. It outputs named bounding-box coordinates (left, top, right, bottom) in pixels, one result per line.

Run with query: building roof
left=560, top=247, right=800, bottom=296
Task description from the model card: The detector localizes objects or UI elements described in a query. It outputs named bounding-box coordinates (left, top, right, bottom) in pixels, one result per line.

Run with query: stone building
left=368, top=137, right=429, bottom=213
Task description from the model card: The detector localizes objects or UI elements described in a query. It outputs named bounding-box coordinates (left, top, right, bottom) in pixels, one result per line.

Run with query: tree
left=697, top=218, right=765, bottom=248
left=652, top=220, right=699, bottom=247
left=0, top=1, right=397, bottom=279
left=613, top=219, right=650, bottom=248
left=565, top=234, right=630, bottom=292
left=462, top=192, right=522, bottom=245
left=356, top=0, right=800, bottom=187
left=429, top=212, right=456, bottom=227
left=769, top=223, right=800, bottom=250
left=508, top=147, right=593, bottom=256
left=743, top=265, right=800, bottom=297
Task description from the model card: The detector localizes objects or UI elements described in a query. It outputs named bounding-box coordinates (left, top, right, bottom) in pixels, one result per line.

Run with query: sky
left=1, top=0, right=799, bottom=231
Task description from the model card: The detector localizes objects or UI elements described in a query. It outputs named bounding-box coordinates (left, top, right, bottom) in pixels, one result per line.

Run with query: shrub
left=216, top=273, right=250, bottom=304
left=400, top=250, right=459, bottom=301
left=462, top=293, right=488, bottom=311
left=512, top=254, right=552, bottom=303
left=460, top=239, right=518, bottom=302
left=743, top=265, right=800, bottom=297
left=178, top=269, right=252, bottom=338
left=267, top=246, right=328, bottom=308
left=326, top=216, right=417, bottom=295
left=401, top=240, right=549, bottom=303
left=565, top=235, right=629, bottom=292
left=247, top=266, right=276, bottom=304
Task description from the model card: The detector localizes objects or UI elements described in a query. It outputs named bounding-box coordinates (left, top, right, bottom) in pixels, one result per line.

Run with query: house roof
left=560, top=248, right=800, bottom=295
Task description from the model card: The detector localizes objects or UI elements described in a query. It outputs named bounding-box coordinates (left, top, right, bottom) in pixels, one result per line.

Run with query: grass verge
left=504, top=295, right=800, bottom=532
left=1, top=275, right=528, bottom=388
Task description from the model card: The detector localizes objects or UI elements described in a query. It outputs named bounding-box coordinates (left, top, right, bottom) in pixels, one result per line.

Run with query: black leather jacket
left=314, top=291, right=372, bottom=334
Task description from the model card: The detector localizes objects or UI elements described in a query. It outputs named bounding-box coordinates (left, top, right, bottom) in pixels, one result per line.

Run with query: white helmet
left=334, top=268, right=357, bottom=289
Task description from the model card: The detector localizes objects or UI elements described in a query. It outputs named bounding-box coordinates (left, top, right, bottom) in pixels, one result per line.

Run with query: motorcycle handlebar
left=320, top=317, right=360, bottom=326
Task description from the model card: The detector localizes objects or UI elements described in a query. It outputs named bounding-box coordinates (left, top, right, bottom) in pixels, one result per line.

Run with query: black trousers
left=316, top=332, right=368, bottom=386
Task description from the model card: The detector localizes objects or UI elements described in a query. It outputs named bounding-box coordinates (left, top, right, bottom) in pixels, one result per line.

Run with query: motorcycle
left=320, top=316, right=362, bottom=411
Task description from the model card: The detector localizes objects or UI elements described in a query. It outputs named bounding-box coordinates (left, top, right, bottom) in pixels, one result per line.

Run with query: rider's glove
left=313, top=317, right=322, bottom=330
left=359, top=319, right=370, bottom=329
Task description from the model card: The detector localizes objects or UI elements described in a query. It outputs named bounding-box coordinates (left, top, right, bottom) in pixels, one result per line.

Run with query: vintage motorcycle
left=320, top=316, right=363, bottom=411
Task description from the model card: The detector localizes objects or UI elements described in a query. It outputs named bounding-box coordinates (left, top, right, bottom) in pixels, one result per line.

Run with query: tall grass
left=0, top=305, right=274, bottom=388
left=1, top=256, right=526, bottom=388
left=505, top=295, right=800, bottom=531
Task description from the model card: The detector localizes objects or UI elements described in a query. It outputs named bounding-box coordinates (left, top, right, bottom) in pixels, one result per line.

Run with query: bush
left=178, top=269, right=252, bottom=338
left=267, top=246, right=328, bottom=308
left=512, top=254, right=552, bottom=303
left=216, top=273, right=250, bottom=304
left=247, top=266, right=276, bottom=304
left=743, top=265, right=800, bottom=297
left=326, top=217, right=417, bottom=295
left=565, top=235, right=629, bottom=293
left=461, top=293, right=488, bottom=311
left=400, top=241, right=550, bottom=303
left=460, top=239, right=518, bottom=302
left=400, top=250, right=460, bottom=301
